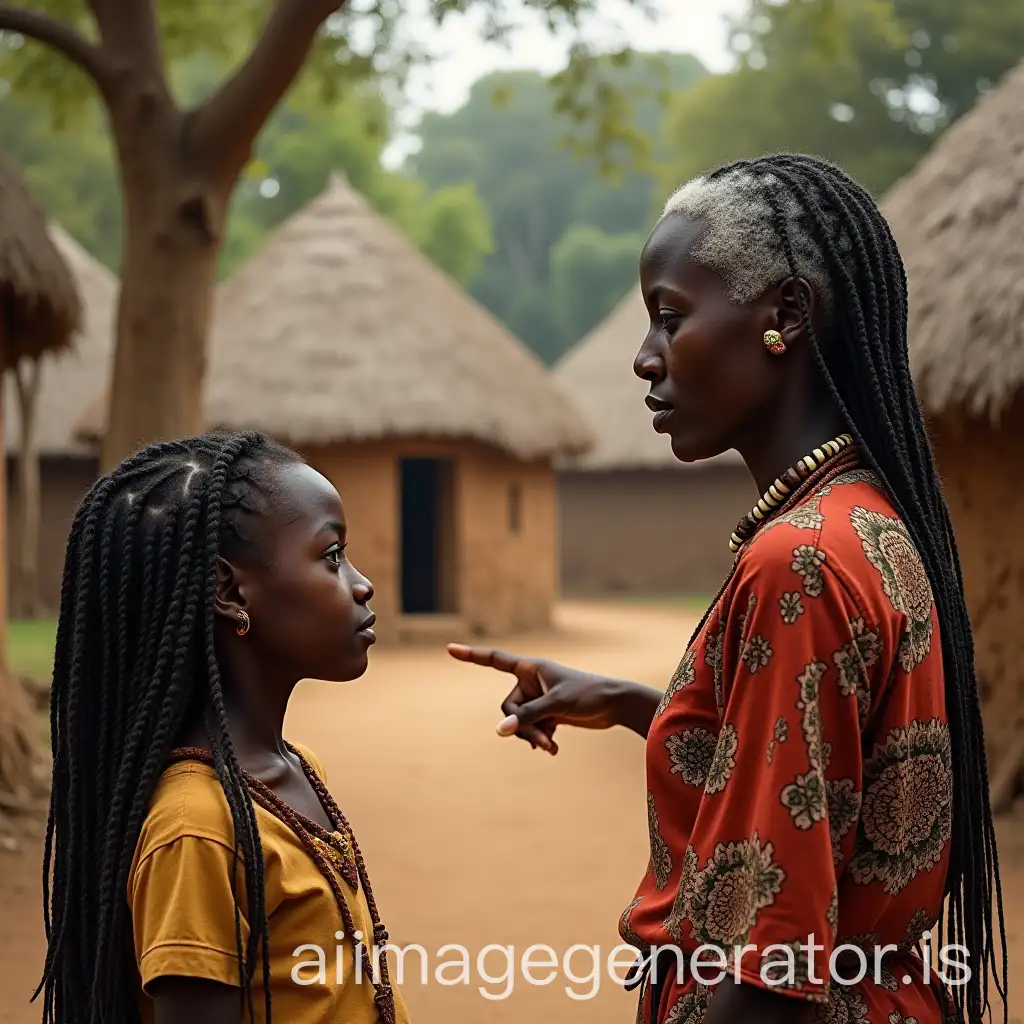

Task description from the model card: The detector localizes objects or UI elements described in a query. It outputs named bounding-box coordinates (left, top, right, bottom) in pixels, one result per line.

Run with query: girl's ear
left=214, top=555, right=246, bottom=624
left=774, top=275, right=816, bottom=347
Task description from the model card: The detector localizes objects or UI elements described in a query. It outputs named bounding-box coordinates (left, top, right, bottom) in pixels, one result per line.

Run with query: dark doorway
left=400, top=458, right=456, bottom=614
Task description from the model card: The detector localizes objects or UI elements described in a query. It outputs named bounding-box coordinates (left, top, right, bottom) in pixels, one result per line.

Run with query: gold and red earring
left=763, top=330, right=786, bottom=355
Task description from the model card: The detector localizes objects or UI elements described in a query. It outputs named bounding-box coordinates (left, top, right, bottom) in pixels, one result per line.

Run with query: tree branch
left=186, top=0, right=346, bottom=182
left=0, top=4, right=113, bottom=95
left=86, top=0, right=164, bottom=76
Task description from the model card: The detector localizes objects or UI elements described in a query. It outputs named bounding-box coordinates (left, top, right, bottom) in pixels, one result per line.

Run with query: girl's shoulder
left=138, top=756, right=237, bottom=858
left=138, top=739, right=326, bottom=858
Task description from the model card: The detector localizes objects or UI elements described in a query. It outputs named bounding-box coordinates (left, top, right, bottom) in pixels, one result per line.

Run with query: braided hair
left=35, top=430, right=303, bottom=1024
left=662, top=154, right=1006, bottom=1022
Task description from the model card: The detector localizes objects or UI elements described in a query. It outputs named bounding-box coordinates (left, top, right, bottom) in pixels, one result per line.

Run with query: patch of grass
left=8, top=619, right=57, bottom=679
left=612, top=594, right=714, bottom=615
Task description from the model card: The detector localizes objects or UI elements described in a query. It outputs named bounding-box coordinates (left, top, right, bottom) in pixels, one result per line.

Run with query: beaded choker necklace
left=728, top=433, right=855, bottom=553
left=167, top=745, right=397, bottom=1024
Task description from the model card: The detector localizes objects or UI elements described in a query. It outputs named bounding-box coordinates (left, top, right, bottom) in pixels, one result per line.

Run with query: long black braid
left=699, top=153, right=1006, bottom=1022
left=35, top=430, right=304, bottom=1024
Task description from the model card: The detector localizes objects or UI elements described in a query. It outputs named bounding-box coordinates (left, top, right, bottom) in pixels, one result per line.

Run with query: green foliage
left=660, top=0, right=1024, bottom=198
left=549, top=224, right=645, bottom=355
left=0, top=0, right=658, bottom=165
left=220, top=88, right=492, bottom=283
left=0, top=86, right=121, bottom=266
left=416, top=182, right=493, bottom=285
left=412, top=52, right=707, bottom=363
left=0, top=59, right=492, bottom=285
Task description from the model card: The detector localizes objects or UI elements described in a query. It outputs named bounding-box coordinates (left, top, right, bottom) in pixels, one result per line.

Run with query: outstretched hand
left=447, top=644, right=631, bottom=755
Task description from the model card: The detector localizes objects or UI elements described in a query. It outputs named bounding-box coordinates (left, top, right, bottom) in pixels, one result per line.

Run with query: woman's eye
left=659, top=311, right=681, bottom=332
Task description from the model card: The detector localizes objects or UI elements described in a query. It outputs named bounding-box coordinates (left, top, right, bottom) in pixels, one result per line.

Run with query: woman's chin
left=669, top=432, right=724, bottom=465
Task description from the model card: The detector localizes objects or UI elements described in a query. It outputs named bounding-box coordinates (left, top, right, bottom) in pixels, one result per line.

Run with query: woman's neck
left=740, top=400, right=848, bottom=497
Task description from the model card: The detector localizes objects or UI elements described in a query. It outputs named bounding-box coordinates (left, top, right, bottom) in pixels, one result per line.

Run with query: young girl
left=36, top=431, right=410, bottom=1024
left=450, top=154, right=1007, bottom=1024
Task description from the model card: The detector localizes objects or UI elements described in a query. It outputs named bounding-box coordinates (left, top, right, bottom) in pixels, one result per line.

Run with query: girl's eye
left=659, top=310, right=681, bottom=333
left=325, top=544, right=344, bottom=567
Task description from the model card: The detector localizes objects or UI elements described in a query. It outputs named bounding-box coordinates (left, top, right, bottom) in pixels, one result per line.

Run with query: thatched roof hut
left=207, top=173, right=589, bottom=460
left=1, top=222, right=116, bottom=613
left=552, top=286, right=752, bottom=598
left=0, top=156, right=86, bottom=626
left=3, top=224, right=116, bottom=455
left=0, top=154, right=81, bottom=367
left=883, top=59, right=1024, bottom=423
left=881, top=58, right=1024, bottom=807
left=77, top=172, right=592, bottom=640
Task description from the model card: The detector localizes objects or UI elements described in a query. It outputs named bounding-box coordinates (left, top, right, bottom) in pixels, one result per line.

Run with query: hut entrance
left=400, top=458, right=456, bottom=614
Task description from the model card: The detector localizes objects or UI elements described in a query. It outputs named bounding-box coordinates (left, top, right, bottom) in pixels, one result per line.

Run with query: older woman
left=449, top=154, right=1006, bottom=1024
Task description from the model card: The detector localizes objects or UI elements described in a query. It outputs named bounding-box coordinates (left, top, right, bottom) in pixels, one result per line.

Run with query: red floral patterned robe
left=620, top=466, right=955, bottom=1024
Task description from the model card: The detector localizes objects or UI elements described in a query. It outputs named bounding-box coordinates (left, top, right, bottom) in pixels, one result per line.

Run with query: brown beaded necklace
left=167, top=744, right=397, bottom=1024
left=728, top=432, right=855, bottom=552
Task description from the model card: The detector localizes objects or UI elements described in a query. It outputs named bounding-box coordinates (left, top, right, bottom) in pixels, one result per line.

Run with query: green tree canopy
left=659, top=0, right=1024, bottom=197
left=0, top=66, right=492, bottom=285
left=411, top=51, right=707, bottom=363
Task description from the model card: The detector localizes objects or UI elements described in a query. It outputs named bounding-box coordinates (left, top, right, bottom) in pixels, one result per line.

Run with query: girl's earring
left=763, top=329, right=786, bottom=355
left=236, top=610, right=251, bottom=636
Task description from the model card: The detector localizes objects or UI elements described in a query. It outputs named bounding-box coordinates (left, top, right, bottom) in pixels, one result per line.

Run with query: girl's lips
left=652, top=408, right=673, bottom=433
left=356, top=612, right=376, bottom=643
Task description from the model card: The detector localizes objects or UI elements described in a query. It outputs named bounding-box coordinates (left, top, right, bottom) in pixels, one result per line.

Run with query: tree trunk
left=13, top=359, right=42, bottom=619
left=100, top=101, right=229, bottom=472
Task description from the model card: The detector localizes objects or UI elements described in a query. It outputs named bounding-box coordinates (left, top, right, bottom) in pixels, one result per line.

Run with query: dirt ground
left=1, top=601, right=1020, bottom=1023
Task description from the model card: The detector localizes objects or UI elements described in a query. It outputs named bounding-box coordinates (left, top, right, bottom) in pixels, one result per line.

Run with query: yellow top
left=127, top=743, right=410, bottom=1024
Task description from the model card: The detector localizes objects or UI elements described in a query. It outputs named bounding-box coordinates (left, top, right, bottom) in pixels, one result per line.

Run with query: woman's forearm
left=609, top=680, right=662, bottom=738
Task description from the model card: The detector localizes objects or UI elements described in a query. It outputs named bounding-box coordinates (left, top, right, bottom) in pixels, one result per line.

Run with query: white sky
left=383, top=0, right=746, bottom=165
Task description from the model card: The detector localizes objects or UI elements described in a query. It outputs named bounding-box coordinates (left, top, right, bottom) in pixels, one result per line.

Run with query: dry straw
left=2, top=221, right=117, bottom=455
left=0, top=153, right=81, bottom=370
left=882, top=58, right=1024, bottom=422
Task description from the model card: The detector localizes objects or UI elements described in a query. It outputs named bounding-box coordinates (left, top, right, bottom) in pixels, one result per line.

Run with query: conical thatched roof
left=882, top=59, right=1024, bottom=421
left=554, top=286, right=742, bottom=470
left=4, top=224, right=117, bottom=456
left=0, top=154, right=81, bottom=366
left=78, top=174, right=591, bottom=459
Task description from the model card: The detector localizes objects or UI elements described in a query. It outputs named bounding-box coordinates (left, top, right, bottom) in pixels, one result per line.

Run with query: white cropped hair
left=661, top=168, right=846, bottom=310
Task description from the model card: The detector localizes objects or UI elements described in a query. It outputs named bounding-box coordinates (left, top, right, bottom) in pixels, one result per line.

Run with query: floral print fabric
left=621, top=472, right=953, bottom=1023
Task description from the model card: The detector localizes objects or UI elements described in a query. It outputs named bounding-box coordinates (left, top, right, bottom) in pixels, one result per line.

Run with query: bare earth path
left=1, top=601, right=1020, bottom=1023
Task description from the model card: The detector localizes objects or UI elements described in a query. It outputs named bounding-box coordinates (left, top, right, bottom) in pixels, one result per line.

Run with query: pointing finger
left=447, top=644, right=526, bottom=675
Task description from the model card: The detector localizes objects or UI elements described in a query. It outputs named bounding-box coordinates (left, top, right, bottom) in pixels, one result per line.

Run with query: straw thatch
left=554, top=286, right=743, bottom=470
left=75, top=173, right=592, bottom=461
left=882, top=58, right=1024, bottom=421
left=0, top=154, right=81, bottom=366
left=3, top=224, right=117, bottom=455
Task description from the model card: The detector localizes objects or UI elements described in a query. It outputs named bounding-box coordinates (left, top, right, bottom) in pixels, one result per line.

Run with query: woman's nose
left=633, top=333, right=665, bottom=383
